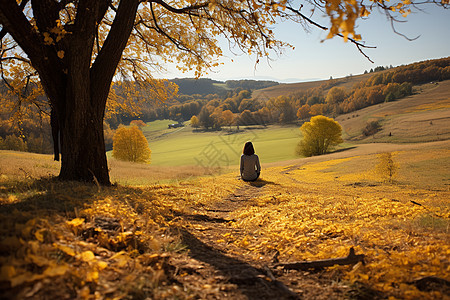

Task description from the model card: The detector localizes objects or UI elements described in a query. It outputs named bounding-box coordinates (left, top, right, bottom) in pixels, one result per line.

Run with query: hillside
left=337, top=80, right=450, bottom=143
left=252, top=72, right=375, bottom=101
left=169, top=78, right=279, bottom=96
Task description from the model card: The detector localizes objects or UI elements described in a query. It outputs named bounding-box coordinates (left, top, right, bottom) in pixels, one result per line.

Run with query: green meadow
left=120, top=120, right=303, bottom=167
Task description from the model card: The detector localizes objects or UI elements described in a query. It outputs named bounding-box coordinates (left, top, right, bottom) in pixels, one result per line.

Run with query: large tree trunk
left=58, top=93, right=110, bottom=185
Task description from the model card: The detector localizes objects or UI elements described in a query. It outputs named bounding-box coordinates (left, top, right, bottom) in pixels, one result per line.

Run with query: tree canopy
left=0, top=0, right=448, bottom=184
left=112, top=126, right=151, bottom=163
left=297, top=115, right=343, bottom=156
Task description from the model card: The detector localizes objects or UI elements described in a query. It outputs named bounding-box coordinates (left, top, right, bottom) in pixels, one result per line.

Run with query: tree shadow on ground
left=329, top=146, right=357, bottom=154
left=0, top=177, right=98, bottom=216
left=179, top=228, right=298, bottom=299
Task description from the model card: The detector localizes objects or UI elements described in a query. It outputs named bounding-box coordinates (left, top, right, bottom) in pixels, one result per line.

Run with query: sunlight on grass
left=1, top=141, right=449, bottom=299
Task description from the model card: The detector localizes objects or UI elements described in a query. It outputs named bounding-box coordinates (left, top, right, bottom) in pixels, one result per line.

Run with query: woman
left=240, top=141, right=261, bottom=181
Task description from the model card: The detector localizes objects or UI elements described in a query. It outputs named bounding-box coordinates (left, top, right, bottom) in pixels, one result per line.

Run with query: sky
left=158, top=3, right=450, bottom=83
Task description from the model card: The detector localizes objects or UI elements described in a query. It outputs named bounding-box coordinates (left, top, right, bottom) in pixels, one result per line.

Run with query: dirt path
left=172, top=182, right=300, bottom=299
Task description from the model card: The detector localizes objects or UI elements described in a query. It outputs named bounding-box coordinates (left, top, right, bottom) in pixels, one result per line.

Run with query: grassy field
left=120, top=122, right=303, bottom=167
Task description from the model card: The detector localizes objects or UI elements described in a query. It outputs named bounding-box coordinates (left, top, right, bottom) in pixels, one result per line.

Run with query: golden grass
left=184, top=149, right=449, bottom=299
left=0, top=135, right=449, bottom=299
left=336, top=80, right=450, bottom=143
left=0, top=150, right=229, bottom=185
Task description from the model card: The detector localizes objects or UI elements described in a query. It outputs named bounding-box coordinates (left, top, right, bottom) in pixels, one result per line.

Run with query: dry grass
left=252, top=72, right=375, bottom=101
left=0, top=150, right=230, bottom=185
left=336, top=80, right=450, bottom=143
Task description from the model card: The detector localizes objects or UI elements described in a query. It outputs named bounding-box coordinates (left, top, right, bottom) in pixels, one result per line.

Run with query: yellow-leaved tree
left=1, top=0, right=448, bottom=184
left=190, top=115, right=200, bottom=129
left=297, top=115, right=343, bottom=157
left=375, top=152, right=399, bottom=183
left=112, top=126, right=151, bottom=163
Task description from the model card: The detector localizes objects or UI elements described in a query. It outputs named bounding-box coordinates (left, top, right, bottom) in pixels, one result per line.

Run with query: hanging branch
left=284, top=5, right=376, bottom=63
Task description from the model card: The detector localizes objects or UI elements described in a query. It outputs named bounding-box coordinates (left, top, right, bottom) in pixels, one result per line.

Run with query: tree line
left=152, top=57, right=450, bottom=130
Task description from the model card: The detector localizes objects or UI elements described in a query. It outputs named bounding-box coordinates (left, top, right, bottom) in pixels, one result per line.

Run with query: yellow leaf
left=10, top=272, right=39, bottom=287
left=86, top=270, right=99, bottom=282
left=43, top=264, right=69, bottom=277
left=43, top=32, right=54, bottom=45
left=54, top=243, right=76, bottom=256
left=67, top=218, right=85, bottom=227
left=110, top=250, right=127, bottom=260
left=34, top=229, right=45, bottom=242
left=57, top=50, right=65, bottom=59
left=79, top=250, right=95, bottom=262
left=28, top=254, right=49, bottom=267
left=97, top=261, right=108, bottom=270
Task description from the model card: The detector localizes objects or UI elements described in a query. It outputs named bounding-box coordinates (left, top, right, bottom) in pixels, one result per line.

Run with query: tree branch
left=149, top=0, right=209, bottom=14
left=273, top=247, right=365, bottom=270
left=90, top=0, right=140, bottom=110
left=285, top=5, right=376, bottom=63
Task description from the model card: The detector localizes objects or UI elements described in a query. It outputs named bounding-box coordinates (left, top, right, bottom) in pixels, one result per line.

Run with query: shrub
left=362, top=120, right=382, bottom=136
left=297, top=115, right=343, bottom=157
left=112, top=126, right=151, bottom=163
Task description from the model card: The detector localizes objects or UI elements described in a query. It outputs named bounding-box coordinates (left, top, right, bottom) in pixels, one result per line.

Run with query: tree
left=190, top=115, right=200, bottom=129
left=297, top=104, right=311, bottom=120
left=1, top=1, right=447, bottom=184
left=198, top=105, right=215, bottom=130
left=375, top=152, right=398, bottom=183
left=112, top=126, right=151, bottom=163
left=297, top=115, right=343, bottom=157
left=222, top=110, right=235, bottom=130
left=325, top=87, right=346, bottom=115
left=130, top=120, right=146, bottom=128
left=210, top=107, right=225, bottom=129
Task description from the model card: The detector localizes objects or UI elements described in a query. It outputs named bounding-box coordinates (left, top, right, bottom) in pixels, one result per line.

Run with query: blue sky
left=160, top=4, right=450, bottom=83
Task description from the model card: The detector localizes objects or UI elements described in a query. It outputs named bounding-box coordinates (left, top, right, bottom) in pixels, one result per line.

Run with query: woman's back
left=240, top=153, right=260, bottom=181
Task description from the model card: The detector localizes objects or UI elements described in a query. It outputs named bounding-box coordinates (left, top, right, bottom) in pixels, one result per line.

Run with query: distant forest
left=169, top=78, right=279, bottom=95
left=1, top=57, right=449, bottom=154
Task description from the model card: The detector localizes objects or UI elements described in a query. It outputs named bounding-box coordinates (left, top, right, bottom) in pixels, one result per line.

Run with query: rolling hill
left=251, top=72, right=376, bottom=101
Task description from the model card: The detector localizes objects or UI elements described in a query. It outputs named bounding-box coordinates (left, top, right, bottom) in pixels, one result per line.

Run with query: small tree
left=375, top=152, right=398, bottom=183
left=297, top=115, right=343, bottom=157
left=112, top=126, right=151, bottom=163
left=190, top=115, right=200, bottom=129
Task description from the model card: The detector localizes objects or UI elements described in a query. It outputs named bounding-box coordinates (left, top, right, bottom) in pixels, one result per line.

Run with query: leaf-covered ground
left=0, top=145, right=449, bottom=299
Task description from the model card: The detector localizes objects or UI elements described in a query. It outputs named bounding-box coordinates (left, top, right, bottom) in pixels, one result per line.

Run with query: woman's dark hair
left=243, top=141, right=255, bottom=156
